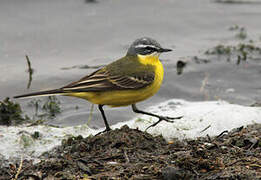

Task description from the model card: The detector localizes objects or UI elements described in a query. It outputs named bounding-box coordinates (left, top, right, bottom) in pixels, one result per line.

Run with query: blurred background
left=1, top=0, right=261, bottom=128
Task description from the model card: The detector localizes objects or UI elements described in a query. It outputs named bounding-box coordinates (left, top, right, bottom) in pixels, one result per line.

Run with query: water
left=1, top=0, right=261, bottom=128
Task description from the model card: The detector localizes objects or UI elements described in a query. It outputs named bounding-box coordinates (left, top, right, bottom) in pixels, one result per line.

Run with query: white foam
left=120, top=99, right=261, bottom=140
left=0, top=99, right=260, bottom=161
left=0, top=124, right=98, bottom=160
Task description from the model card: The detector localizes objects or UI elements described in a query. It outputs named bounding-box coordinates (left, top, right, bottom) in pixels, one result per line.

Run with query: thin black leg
left=98, top=104, right=111, bottom=132
left=132, top=104, right=182, bottom=131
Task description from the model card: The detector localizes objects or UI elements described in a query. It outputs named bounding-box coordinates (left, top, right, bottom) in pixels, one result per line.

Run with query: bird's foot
left=145, top=115, right=183, bottom=131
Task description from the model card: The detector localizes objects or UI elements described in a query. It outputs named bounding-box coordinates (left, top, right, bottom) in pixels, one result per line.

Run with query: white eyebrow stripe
left=134, top=44, right=160, bottom=49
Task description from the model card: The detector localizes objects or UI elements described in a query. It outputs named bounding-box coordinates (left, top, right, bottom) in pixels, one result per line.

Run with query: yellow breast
left=67, top=55, right=164, bottom=107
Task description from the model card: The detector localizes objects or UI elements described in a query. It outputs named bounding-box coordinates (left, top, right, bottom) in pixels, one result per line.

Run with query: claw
left=165, top=116, right=183, bottom=120
left=145, top=116, right=183, bottom=131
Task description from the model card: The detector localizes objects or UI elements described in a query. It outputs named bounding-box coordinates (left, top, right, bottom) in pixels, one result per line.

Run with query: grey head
left=127, top=37, right=172, bottom=56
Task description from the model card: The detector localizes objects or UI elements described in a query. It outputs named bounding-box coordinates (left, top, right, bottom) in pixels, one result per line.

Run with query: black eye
left=145, top=46, right=156, bottom=51
left=136, top=46, right=158, bottom=55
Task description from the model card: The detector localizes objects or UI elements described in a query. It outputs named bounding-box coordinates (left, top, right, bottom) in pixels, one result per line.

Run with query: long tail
left=14, top=89, right=65, bottom=99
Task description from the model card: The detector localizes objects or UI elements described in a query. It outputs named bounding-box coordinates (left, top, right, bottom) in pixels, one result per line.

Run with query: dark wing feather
left=61, top=68, right=155, bottom=92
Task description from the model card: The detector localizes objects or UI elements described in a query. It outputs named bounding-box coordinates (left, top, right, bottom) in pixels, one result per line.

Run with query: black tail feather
left=14, top=89, right=64, bottom=99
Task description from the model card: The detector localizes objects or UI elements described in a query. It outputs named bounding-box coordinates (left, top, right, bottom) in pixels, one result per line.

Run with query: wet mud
left=1, top=124, right=260, bottom=179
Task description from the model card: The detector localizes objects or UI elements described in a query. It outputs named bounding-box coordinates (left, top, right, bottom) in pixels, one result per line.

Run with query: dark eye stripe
left=135, top=46, right=159, bottom=55
left=145, top=46, right=158, bottom=51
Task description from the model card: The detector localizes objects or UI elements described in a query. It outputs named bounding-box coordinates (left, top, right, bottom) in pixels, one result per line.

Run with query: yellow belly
left=66, top=60, right=164, bottom=107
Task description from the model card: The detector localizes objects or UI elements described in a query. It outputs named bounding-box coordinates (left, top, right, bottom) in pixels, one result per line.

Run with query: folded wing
left=62, top=68, right=155, bottom=92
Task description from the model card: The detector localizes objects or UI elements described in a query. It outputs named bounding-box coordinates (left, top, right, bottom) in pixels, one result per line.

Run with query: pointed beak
left=158, top=48, right=172, bottom=53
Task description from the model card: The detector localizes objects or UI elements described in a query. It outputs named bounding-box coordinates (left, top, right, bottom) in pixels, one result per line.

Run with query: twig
left=227, top=159, right=244, bottom=166
left=192, top=167, right=199, bottom=176
left=249, top=164, right=261, bottom=168
left=206, top=134, right=212, bottom=142
left=216, top=130, right=229, bottom=138
left=200, top=124, right=211, bottom=133
left=124, top=149, right=130, bottom=163
left=25, top=55, right=34, bottom=89
left=248, top=139, right=258, bottom=150
left=12, top=155, right=23, bottom=180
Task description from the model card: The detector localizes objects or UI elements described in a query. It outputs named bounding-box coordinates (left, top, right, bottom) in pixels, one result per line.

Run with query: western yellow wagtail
left=14, top=37, right=182, bottom=131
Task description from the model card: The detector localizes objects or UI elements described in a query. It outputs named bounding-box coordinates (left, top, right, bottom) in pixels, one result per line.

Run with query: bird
left=14, top=37, right=182, bottom=132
